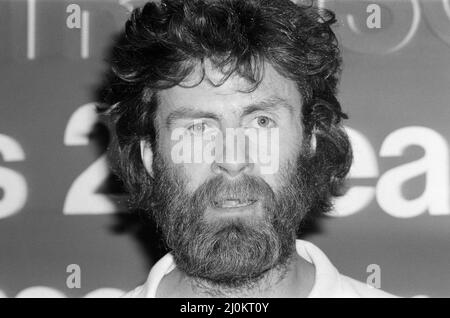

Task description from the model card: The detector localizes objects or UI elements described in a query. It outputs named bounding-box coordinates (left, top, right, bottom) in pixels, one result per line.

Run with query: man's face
left=141, top=63, right=318, bottom=287
left=156, top=63, right=304, bottom=206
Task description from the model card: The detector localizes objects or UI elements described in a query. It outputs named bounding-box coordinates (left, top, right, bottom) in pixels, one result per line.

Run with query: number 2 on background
left=63, top=103, right=125, bottom=215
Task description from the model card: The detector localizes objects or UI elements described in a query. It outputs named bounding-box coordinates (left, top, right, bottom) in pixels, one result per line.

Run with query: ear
left=140, top=140, right=154, bottom=178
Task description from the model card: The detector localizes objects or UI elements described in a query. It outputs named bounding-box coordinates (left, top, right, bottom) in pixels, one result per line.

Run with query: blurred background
left=0, top=0, right=449, bottom=297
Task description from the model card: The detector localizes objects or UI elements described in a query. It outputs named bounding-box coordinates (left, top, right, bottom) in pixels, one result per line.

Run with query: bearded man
left=102, top=0, right=395, bottom=297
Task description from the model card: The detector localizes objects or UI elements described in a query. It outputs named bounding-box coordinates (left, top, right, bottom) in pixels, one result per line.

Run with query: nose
left=212, top=160, right=254, bottom=178
left=211, top=130, right=255, bottom=178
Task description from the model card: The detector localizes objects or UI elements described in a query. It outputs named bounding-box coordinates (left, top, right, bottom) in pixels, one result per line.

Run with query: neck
left=157, top=251, right=315, bottom=298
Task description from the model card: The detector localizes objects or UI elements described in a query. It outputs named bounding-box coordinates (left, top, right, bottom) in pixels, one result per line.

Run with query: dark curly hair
left=100, top=0, right=352, bottom=213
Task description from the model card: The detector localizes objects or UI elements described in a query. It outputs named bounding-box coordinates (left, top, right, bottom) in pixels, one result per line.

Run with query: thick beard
left=148, top=151, right=325, bottom=289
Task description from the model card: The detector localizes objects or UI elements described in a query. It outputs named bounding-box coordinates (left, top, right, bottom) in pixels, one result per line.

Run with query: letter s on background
left=0, top=134, right=28, bottom=219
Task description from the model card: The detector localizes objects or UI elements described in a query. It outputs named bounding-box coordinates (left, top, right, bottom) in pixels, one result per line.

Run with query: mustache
left=191, top=174, right=277, bottom=208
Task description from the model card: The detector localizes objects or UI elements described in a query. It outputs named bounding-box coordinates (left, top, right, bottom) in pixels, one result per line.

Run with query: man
left=102, top=0, right=396, bottom=297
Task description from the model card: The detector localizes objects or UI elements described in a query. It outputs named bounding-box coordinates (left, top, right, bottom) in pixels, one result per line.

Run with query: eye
left=187, top=121, right=207, bottom=134
left=253, top=116, right=276, bottom=128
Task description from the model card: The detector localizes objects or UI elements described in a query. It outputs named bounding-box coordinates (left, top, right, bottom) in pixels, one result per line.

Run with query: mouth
left=213, top=199, right=257, bottom=209
left=205, top=198, right=261, bottom=222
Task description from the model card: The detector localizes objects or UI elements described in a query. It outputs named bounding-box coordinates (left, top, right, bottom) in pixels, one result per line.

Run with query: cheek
left=280, top=119, right=303, bottom=160
left=158, top=129, right=214, bottom=192
left=257, top=127, right=301, bottom=168
left=259, top=128, right=301, bottom=189
left=280, top=135, right=302, bottom=163
left=181, top=163, right=211, bottom=193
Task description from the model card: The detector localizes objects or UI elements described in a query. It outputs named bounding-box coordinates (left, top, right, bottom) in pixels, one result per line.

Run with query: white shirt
left=123, top=239, right=397, bottom=298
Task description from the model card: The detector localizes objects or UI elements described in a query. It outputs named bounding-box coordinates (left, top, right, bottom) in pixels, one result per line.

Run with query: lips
left=214, top=199, right=257, bottom=208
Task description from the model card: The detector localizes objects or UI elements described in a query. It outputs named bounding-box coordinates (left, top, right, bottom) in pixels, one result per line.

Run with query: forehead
left=157, top=62, right=302, bottom=118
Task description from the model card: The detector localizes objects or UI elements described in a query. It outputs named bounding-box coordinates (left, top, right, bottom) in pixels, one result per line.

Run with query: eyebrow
left=166, top=109, right=222, bottom=128
left=165, top=96, right=294, bottom=128
left=241, top=96, right=294, bottom=117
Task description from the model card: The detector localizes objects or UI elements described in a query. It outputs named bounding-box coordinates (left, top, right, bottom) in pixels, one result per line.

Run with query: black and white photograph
left=0, top=0, right=449, bottom=300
